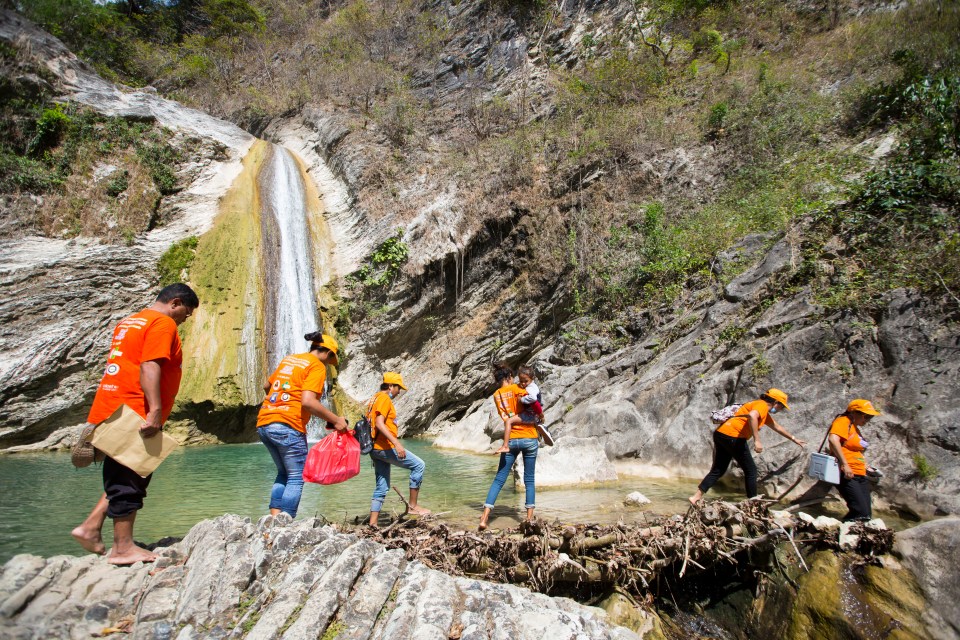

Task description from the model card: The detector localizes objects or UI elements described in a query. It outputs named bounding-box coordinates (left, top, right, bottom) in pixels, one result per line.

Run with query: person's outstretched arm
left=302, top=390, right=347, bottom=431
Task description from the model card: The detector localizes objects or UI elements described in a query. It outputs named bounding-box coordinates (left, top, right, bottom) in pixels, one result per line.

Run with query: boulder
left=893, top=517, right=960, bottom=640
left=517, top=437, right=617, bottom=487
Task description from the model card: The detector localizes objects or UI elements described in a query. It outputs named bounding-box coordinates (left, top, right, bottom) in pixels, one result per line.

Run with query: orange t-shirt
left=87, top=309, right=183, bottom=425
left=493, top=384, right=539, bottom=440
left=716, top=399, right=774, bottom=439
left=256, top=353, right=327, bottom=433
left=830, top=415, right=866, bottom=476
left=369, top=391, right=399, bottom=451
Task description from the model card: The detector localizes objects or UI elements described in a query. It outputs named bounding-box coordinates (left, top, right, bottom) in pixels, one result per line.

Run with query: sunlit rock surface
left=0, top=515, right=639, bottom=640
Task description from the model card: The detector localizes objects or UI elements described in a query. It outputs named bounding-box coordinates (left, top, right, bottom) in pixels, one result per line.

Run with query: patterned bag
left=710, top=403, right=742, bottom=425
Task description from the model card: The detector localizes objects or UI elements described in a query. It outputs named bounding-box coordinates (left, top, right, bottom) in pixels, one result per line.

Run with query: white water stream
left=259, top=144, right=321, bottom=370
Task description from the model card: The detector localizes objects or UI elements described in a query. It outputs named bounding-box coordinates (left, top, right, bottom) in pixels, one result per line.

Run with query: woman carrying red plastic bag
left=303, top=429, right=361, bottom=485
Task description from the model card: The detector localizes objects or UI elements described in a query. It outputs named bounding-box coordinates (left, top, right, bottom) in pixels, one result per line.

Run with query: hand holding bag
left=91, top=405, right=180, bottom=477
left=303, top=430, right=361, bottom=485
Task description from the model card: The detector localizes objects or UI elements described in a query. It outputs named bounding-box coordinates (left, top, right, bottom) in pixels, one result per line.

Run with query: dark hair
left=304, top=330, right=325, bottom=342
left=518, top=365, right=536, bottom=379
left=157, top=283, right=199, bottom=308
left=493, top=362, right=513, bottom=384
left=380, top=383, right=391, bottom=391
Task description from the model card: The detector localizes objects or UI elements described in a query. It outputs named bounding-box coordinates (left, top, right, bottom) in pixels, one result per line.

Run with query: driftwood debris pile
left=357, top=499, right=893, bottom=598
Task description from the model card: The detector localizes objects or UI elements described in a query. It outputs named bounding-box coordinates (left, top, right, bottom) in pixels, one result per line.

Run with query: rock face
left=893, top=517, right=960, bottom=640
left=0, top=514, right=639, bottom=640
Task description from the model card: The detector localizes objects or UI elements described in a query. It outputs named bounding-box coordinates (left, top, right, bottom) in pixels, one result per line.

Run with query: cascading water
left=258, top=144, right=328, bottom=440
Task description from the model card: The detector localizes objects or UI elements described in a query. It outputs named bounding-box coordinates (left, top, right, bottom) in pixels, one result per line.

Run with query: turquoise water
left=0, top=440, right=706, bottom=563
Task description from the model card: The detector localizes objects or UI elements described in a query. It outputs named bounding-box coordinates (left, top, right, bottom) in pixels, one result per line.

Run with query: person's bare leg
left=478, top=506, right=491, bottom=530
left=107, top=513, right=156, bottom=565
left=407, top=488, right=431, bottom=515
left=369, top=511, right=379, bottom=527
left=525, top=507, right=535, bottom=522
left=688, top=489, right=704, bottom=506
left=270, top=508, right=281, bottom=516
left=71, top=493, right=108, bottom=555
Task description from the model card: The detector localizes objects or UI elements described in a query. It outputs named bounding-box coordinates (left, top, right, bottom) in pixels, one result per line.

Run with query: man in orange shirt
left=71, top=283, right=199, bottom=565
left=367, top=371, right=429, bottom=526
left=256, top=331, right=347, bottom=519
left=689, top=388, right=806, bottom=505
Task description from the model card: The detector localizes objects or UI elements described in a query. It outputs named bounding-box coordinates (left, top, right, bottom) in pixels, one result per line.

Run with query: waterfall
left=259, top=144, right=321, bottom=370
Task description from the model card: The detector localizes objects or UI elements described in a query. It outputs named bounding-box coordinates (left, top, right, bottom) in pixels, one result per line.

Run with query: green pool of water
left=0, top=440, right=711, bottom=562
left=0, top=440, right=914, bottom=564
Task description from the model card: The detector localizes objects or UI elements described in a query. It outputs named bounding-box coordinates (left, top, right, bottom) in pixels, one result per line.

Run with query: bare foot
left=688, top=495, right=700, bottom=506
left=408, top=505, right=432, bottom=516
left=71, top=526, right=105, bottom=555
left=478, top=520, right=488, bottom=531
left=107, top=545, right=157, bottom=566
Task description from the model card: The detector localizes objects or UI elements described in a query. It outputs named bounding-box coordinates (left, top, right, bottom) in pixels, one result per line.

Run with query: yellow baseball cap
left=847, top=399, right=880, bottom=416
left=383, top=371, right=407, bottom=390
left=765, top=388, right=790, bottom=410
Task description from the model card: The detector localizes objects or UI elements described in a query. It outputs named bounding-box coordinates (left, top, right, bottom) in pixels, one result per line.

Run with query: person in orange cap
left=256, top=331, right=347, bottom=519
left=367, top=371, right=430, bottom=526
left=828, top=398, right=881, bottom=521
left=689, top=388, right=807, bottom=504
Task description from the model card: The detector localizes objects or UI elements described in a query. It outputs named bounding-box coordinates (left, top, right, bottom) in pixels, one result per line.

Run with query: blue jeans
left=259, top=423, right=308, bottom=518
left=484, top=438, right=538, bottom=509
left=369, top=447, right=426, bottom=513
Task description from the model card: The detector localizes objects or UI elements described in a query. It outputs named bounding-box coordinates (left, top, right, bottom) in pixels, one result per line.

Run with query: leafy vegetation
left=353, top=231, right=410, bottom=288
left=913, top=454, right=939, bottom=483
left=157, top=236, right=200, bottom=286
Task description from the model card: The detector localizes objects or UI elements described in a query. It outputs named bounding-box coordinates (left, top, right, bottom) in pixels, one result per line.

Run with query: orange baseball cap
left=383, top=371, right=407, bottom=390
left=311, top=334, right=339, bottom=365
left=765, top=388, right=790, bottom=410
left=847, top=399, right=880, bottom=416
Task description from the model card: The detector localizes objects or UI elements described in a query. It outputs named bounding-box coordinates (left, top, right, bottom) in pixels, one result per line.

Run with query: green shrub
left=28, top=105, right=72, bottom=155
left=354, top=231, right=409, bottom=288
left=105, top=170, right=129, bottom=197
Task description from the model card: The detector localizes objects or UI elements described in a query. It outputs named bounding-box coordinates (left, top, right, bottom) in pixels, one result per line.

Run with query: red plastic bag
left=303, top=431, right=360, bottom=485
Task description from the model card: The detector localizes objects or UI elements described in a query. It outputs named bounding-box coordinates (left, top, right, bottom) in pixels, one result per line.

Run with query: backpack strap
left=818, top=413, right=847, bottom=453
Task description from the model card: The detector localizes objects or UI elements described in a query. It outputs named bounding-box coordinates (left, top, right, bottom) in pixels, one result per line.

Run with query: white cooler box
left=807, top=452, right=840, bottom=484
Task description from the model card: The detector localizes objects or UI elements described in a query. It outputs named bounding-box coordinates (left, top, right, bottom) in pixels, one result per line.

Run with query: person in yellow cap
left=689, top=388, right=806, bottom=505
left=828, top=398, right=882, bottom=521
left=367, top=371, right=430, bottom=526
left=256, top=331, right=347, bottom=519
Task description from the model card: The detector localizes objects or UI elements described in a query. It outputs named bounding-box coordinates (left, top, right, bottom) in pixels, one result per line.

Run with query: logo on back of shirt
left=279, top=365, right=294, bottom=375
left=269, top=393, right=278, bottom=403
left=105, top=363, right=120, bottom=376
left=272, top=380, right=281, bottom=390
left=282, top=382, right=291, bottom=390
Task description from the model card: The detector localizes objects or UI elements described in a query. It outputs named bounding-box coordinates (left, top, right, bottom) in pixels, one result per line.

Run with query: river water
left=0, top=440, right=711, bottom=563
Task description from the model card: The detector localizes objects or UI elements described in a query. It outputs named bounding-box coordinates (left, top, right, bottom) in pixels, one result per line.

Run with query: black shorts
left=102, top=456, right=152, bottom=518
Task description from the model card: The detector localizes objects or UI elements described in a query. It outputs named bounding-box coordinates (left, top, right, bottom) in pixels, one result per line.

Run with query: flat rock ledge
left=0, top=514, right=638, bottom=640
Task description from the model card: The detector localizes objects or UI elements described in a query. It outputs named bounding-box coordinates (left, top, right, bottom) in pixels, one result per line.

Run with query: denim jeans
left=369, top=447, right=426, bottom=513
left=484, top=438, right=538, bottom=509
left=259, top=423, right=308, bottom=518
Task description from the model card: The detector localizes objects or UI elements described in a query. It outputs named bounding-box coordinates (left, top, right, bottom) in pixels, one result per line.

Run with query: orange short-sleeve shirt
left=493, top=384, right=539, bottom=440
left=256, top=353, right=327, bottom=433
left=830, top=415, right=866, bottom=476
left=716, top=399, right=774, bottom=439
left=369, top=391, right=399, bottom=451
left=87, top=309, right=183, bottom=425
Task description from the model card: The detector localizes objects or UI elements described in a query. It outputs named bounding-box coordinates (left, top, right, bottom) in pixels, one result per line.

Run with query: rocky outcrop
left=0, top=514, right=639, bottom=640
left=893, top=517, right=960, bottom=640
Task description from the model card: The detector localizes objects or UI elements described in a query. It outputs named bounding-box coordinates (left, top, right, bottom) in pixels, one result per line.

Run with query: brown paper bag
left=91, top=405, right=179, bottom=477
